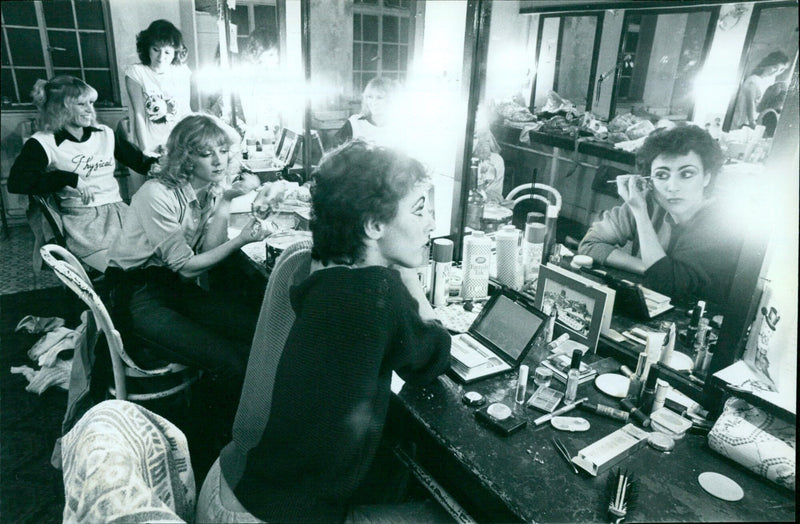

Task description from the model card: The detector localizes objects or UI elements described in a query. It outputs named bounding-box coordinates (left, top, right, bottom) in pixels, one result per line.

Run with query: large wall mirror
left=464, top=0, right=799, bottom=401
left=724, top=1, right=799, bottom=134
left=531, top=12, right=602, bottom=113
left=609, top=7, right=716, bottom=121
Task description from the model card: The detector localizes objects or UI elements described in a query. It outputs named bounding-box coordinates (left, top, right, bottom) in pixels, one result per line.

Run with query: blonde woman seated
left=578, top=125, right=741, bottom=303
left=9, top=76, right=156, bottom=272
left=335, top=76, right=400, bottom=148
left=106, top=114, right=266, bottom=397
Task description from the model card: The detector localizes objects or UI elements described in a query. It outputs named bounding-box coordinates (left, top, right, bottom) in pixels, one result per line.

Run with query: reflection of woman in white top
left=125, top=20, right=193, bottom=191
left=335, top=77, right=400, bottom=148
left=731, top=51, right=790, bottom=129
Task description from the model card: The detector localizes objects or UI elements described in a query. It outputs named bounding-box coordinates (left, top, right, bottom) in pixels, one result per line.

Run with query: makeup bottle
left=465, top=158, right=484, bottom=231
left=461, top=231, right=491, bottom=300
left=658, top=321, right=676, bottom=368
left=522, top=215, right=546, bottom=285
left=686, top=300, right=706, bottom=344
left=692, top=318, right=711, bottom=374
left=624, top=352, right=646, bottom=403
left=639, top=367, right=660, bottom=415
left=541, top=204, right=559, bottom=265
left=515, top=365, right=529, bottom=407
left=564, top=350, right=582, bottom=403
left=428, top=239, right=453, bottom=307
left=496, top=225, right=522, bottom=290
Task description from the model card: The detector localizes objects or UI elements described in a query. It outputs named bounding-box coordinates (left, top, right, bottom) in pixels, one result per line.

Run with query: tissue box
left=708, top=397, right=795, bottom=491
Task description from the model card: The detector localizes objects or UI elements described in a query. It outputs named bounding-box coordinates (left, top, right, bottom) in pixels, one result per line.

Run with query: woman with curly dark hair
left=579, top=125, right=741, bottom=302
left=196, top=140, right=451, bottom=523
left=125, top=19, right=194, bottom=193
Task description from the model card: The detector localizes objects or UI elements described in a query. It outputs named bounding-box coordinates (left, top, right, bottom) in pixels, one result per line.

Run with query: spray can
left=522, top=216, right=546, bottom=285
left=541, top=204, right=559, bottom=264
left=428, top=239, right=453, bottom=308
left=461, top=231, right=491, bottom=300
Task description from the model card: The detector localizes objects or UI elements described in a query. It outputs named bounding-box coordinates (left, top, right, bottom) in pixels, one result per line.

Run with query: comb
left=606, top=468, right=637, bottom=523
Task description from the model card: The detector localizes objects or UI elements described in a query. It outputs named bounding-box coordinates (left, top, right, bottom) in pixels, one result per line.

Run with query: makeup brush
left=606, top=468, right=637, bottom=524
left=605, top=176, right=652, bottom=184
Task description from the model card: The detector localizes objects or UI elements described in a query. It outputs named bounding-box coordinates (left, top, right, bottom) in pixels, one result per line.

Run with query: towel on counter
left=59, top=400, right=196, bottom=523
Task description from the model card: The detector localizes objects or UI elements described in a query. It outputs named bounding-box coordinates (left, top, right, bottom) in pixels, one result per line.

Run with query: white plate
left=698, top=472, right=744, bottom=501
left=669, top=351, right=694, bottom=371
left=594, top=373, right=630, bottom=398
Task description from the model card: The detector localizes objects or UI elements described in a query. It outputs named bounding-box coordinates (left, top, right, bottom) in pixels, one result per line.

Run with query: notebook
left=449, top=288, right=548, bottom=383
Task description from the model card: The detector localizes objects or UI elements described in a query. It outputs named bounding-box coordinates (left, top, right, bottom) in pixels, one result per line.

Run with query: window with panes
left=228, top=1, right=278, bottom=56
left=1, top=0, right=118, bottom=108
left=352, top=0, right=414, bottom=96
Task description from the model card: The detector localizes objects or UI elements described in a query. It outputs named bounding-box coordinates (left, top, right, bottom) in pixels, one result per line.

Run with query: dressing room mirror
left=463, top=0, right=800, bottom=396
left=306, top=0, right=472, bottom=240
left=724, top=2, right=798, bottom=135
left=609, top=7, right=715, bottom=121
left=531, top=13, right=602, bottom=113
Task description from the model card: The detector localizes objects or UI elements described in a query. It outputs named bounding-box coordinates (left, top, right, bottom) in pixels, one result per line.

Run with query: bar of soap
left=551, top=416, right=590, bottom=432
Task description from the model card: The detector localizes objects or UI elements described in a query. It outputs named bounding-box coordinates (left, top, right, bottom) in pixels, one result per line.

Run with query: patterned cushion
left=708, top=397, right=795, bottom=491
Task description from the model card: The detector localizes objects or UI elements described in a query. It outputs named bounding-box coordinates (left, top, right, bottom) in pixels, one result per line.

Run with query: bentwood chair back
left=40, top=244, right=199, bottom=402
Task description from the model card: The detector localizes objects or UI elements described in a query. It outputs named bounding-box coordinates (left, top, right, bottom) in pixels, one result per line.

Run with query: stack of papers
left=641, top=286, right=673, bottom=317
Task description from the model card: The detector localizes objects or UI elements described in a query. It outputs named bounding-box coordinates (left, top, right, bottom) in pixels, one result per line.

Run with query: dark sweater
left=579, top=199, right=742, bottom=303
left=233, top=266, right=451, bottom=522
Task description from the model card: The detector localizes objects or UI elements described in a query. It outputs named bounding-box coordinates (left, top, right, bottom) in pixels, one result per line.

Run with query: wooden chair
left=40, top=244, right=199, bottom=402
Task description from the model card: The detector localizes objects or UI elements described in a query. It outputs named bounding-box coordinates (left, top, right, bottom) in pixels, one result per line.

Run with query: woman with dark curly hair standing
left=579, top=125, right=741, bottom=302
left=125, top=19, right=194, bottom=192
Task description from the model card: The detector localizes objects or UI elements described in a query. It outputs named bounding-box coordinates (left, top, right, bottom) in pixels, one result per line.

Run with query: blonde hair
left=30, top=76, right=98, bottom=133
left=152, top=113, right=241, bottom=188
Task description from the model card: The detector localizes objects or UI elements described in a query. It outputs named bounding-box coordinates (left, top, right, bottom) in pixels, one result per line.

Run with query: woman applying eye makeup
left=578, top=125, right=740, bottom=303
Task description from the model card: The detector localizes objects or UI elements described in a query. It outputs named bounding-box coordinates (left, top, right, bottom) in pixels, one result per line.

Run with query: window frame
left=1, top=0, right=120, bottom=108
left=352, top=0, right=416, bottom=97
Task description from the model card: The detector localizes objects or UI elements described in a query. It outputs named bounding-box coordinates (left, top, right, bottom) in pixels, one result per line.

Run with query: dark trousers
left=128, top=275, right=256, bottom=389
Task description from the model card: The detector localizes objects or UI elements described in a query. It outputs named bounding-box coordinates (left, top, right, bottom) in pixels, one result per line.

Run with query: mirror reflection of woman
left=731, top=51, right=790, bottom=130
left=335, top=77, right=400, bottom=148
left=578, top=126, right=740, bottom=303
left=125, top=19, right=194, bottom=193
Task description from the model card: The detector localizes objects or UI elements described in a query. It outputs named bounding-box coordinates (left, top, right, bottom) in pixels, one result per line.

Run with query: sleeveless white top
left=125, top=63, right=192, bottom=154
left=32, top=125, right=122, bottom=208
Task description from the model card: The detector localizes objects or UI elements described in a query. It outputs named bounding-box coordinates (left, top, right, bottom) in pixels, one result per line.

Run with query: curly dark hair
left=310, top=140, right=428, bottom=265
left=136, top=19, right=187, bottom=66
left=636, top=125, right=724, bottom=191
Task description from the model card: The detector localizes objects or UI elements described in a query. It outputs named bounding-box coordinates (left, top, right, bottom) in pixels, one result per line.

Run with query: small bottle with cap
left=563, top=350, right=582, bottom=403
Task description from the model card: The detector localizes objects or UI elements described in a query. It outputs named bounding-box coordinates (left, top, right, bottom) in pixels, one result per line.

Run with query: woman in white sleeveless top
left=125, top=19, right=193, bottom=192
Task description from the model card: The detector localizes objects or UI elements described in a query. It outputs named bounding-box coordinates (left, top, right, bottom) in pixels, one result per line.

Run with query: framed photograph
left=533, top=264, right=615, bottom=353
left=275, top=128, right=300, bottom=167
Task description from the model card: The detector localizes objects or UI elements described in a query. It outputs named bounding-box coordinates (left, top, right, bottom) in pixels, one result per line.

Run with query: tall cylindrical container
left=541, top=204, right=559, bottom=265
left=496, top=225, right=522, bottom=290
left=428, top=238, right=453, bottom=308
left=461, top=231, right=491, bottom=300
left=522, top=220, right=546, bottom=285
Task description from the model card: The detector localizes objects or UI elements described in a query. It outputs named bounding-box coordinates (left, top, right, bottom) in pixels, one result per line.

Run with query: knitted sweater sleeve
left=578, top=203, right=638, bottom=264
left=385, top=270, right=452, bottom=385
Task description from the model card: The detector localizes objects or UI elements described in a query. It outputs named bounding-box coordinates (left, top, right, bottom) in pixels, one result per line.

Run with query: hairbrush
left=606, top=468, right=637, bottom=524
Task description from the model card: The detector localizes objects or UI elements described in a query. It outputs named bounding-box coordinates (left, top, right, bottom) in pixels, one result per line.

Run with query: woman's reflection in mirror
left=334, top=77, right=400, bottom=148
left=578, top=126, right=741, bottom=304
left=731, top=51, right=791, bottom=130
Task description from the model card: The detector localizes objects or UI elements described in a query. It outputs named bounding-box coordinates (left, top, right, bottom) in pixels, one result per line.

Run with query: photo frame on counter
left=533, top=264, right=615, bottom=353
